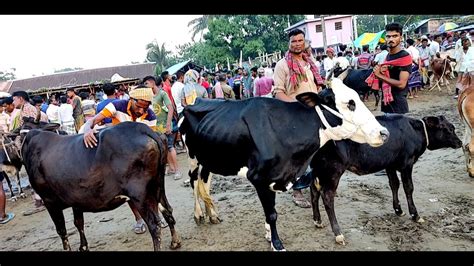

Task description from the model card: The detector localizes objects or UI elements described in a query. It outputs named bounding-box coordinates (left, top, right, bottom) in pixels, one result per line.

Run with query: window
left=316, top=24, right=322, bottom=33
left=335, top=22, right=342, bottom=31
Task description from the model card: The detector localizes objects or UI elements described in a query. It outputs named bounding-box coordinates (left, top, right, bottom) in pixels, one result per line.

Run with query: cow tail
left=146, top=131, right=170, bottom=207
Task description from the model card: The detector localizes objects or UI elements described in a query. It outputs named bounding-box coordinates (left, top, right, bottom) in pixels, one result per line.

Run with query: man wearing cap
left=66, top=88, right=84, bottom=133
left=83, top=85, right=158, bottom=234
left=323, top=47, right=336, bottom=79
left=273, top=28, right=324, bottom=208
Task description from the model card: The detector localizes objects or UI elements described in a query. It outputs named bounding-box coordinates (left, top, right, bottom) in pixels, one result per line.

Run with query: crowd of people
left=1, top=21, right=474, bottom=226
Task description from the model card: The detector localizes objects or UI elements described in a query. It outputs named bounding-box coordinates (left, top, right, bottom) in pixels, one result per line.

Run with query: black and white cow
left=309, top=114, right=462, bottom=245
left=179, top=78, right=389, bottom=251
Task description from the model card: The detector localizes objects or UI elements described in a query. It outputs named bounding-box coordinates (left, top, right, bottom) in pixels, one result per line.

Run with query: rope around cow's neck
left=1, top=137, right=11, bottom=163
left=419, top=119, right=430, bottom=148
left=315, top=104, right=358, bottom=140
left=18, top=129, right=30, bottom=161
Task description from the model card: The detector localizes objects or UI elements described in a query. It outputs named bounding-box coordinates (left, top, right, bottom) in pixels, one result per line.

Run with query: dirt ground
left=1, top=87, right=473, bottom=251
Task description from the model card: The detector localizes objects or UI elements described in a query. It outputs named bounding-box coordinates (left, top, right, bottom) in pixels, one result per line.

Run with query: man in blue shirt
left=96, top=83, right=117, bottom=126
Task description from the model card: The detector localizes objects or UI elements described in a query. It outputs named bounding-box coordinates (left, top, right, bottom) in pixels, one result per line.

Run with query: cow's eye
left=347, top=100, right=356, bottom=111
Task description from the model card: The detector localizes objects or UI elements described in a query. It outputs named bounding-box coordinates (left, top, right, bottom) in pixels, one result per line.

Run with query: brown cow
left=429, top=57, right=454, bottom=93
left=458, top=72, right=474, bottom=177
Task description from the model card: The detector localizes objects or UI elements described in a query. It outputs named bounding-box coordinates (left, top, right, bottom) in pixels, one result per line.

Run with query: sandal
left=133, top=220, right=147, bottom=234
left=292, top=195, right=311, bottom=208
left=165, top=170, right=176, bottom=176
left=23, top=205, right=46, bottom=216
left=173, top=172, right=182, bottom=180
left=0, top=212, right=15, bottom=224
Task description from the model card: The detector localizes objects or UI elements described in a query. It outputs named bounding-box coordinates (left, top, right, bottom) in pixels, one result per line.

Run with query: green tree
left=188, top=15, right=220, bottom=42
left=180, top=15, right=304, bottom=68
left=146, top=40, right=171, bottom=76
left=0, top=68, right=16, bottom=81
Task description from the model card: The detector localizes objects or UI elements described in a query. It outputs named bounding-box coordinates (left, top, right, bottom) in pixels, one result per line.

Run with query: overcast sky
left=0, top=15, right=202, bottom=79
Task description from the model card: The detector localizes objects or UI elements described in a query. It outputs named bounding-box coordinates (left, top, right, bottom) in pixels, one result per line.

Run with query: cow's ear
left=296, top=92, right=322, bottom=108
left=423, top=116, right=440, bottom=128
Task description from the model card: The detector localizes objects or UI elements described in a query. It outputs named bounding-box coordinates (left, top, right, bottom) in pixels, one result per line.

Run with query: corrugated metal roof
left=5, top=63, right=155, bottom=94
left=165, top=60, right=191, bottom=75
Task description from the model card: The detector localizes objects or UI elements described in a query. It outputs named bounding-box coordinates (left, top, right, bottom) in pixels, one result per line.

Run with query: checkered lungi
left=61, top=122, right=77, bottom=135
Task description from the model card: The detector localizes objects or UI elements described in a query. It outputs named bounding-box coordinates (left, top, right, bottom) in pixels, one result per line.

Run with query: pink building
left=285, top=15, right=354, bottom=54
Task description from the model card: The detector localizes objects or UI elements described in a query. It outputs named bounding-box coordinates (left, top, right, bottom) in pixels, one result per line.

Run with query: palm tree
left=146, top=40, right=171, bottom=76
left=188, top=15, right=217, bottom=42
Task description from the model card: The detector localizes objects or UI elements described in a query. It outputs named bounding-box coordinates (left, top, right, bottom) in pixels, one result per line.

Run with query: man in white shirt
left=323, top=47, right=336, bottom=79
left=58, top=95, right=76, bottom=135
left=406, top=39, right=420, bottom=63
left=171, top=71, right=185, bottom=117
left=406, top=39, right=422, bottom=98
left=418, top=37, right=431, bottom=87
left=0, top=101, right=10, bottom=133
left=46, top=95, right=60, bottom=123
left=262, top=62, right=273, bottom=78
left=453, top=37, right=474, bottom=97
left=373, top=44, right=389, bottom=65
left=430, top=34, right=442, bottom=60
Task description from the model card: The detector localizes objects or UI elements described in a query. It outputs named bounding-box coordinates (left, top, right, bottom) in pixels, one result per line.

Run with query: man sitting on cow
left=83, top=85, right=159, bottom=234
left=273, top=28, right=324, bottom=208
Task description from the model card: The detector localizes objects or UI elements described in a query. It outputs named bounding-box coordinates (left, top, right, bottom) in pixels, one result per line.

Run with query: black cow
left=20, top=120, right=181, bottom=251
left=331, top=65, right=381, bottom=110
left=180, top=78, right=389, bottom=251
left=309, top=115, right=462, bottom=245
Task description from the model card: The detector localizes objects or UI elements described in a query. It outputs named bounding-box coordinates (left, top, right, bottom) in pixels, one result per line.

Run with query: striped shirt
left=99, top=100, right=157, bottom=131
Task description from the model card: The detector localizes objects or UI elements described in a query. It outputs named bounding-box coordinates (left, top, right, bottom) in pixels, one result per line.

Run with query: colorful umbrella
left=438, top=22, right=459, bottom=33
left=353, top=30, right=386, bottom=50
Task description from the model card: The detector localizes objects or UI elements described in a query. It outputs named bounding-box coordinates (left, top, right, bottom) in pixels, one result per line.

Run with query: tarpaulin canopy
left=353, top=30, right=386, bottom=50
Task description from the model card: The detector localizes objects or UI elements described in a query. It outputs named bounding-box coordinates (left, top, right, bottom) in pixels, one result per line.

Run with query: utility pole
left=353, top=15, right=358, bottom=39
left=321, top=15, right=328, bottom=53
left=384, top=15, right=388, bottom=25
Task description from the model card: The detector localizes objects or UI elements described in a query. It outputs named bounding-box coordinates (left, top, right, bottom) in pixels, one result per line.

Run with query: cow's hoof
left=416, top=217, right=425, bottom=223
left=9, top=196, right=17, bottom=202
left=209, top=216, right=221, bottom=224
left=170, top=241, right=182, bottom=250
left=335, top=234, right=346, bottom=245
left=395, top=210, right=405, bottom=217
left=314, top=220, right=325, bottom=228
left=78, top=246, right=89, bottom=252
left=194, top=216, right=205, bottom=225
left=271, top=243, right=286, bottom=251
left=20, top=193, right=27, bottom=199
